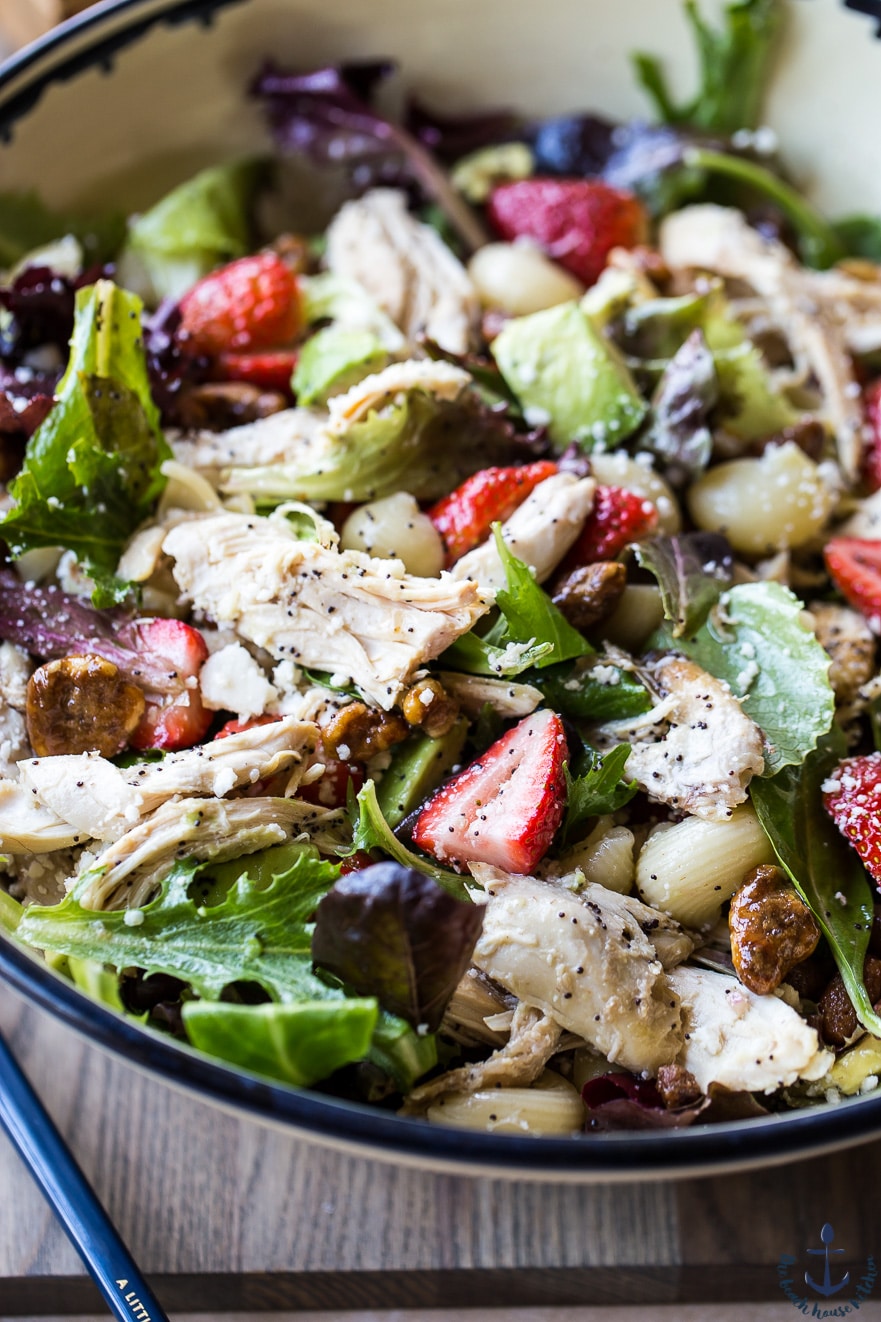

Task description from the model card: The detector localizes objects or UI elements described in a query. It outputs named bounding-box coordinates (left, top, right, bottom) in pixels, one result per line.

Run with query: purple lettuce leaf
left=582, top=1071, right=768, bottom=1130
left=250, top=61, right=488, bottom=252
left=407, top=99, right=524, bottom=163
left=311, top=861, right=484, bottom=1032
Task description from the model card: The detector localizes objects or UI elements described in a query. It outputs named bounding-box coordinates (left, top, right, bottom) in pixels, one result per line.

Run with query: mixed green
left=3, top=0, right=881, bottom=1135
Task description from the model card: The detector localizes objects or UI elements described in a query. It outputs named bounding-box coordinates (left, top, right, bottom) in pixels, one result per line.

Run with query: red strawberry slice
left=823, top=752, right=881, bottom=886
left=216, top=349, right=299, bottom=393
left=861, top=380, right=881, bottom=492
left=412, top=708, right=568, bottom=873
left=427, top=461, right=558, bottom=566
left=824, top=537, right=881, bottom=634
left=128, top=618, right=213, bottom=751
left=561, top=484, right=658, bottom=570
left=179, top=252, right=303, bottom=356
left=299, top=758, right=365, bottom=809
left=486, top=178, right=648, bottom=288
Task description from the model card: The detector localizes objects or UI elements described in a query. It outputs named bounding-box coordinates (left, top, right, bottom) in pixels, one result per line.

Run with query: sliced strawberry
left=178, top=252, right=302, bottom=356
left=427, top=461, right=558, bottom=566
left=825, top=537, right=881, bottom=634
left=128, top=618, right=212, bottom=752
left=339, top=850, right=377, bottom=876
left=561, top=484, right=658, bottom=570
left=412, top=708, right=567, bottom=873
left=861, top=380, right=881, bottom=492
left=299, top=758, right=365, bottom=809
left=823, top=752, right=881, bottom=886
left=486, top=179, right=648, bottom=288
left=216, top=349, right=299, bottom=393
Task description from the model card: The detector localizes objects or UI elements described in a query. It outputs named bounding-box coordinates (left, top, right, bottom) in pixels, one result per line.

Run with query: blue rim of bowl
left=2, top=0, right=881, bottom=1177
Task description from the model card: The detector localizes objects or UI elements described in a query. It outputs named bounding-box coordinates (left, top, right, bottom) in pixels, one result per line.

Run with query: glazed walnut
left=729, top=864, right=821, bottom=995
left=400, top=678, right=460, bottom=738
left=26, top=655, right=146, bottom=757
left=549, top=561, right=627, bottom=631
left=323, top=701, right=409, bottom=762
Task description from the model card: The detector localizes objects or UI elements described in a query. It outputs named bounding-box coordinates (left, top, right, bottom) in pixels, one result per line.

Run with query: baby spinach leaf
left=18, top=842, right=340, bottom=1003
left=348, top=779, right=468, bottom=900
left=751, top=732, right=881, bottom=1039
left=561, top=744, right=638, bottom=846
left=492, top=526, right=591, bottom=670
left=312, top=861, right=483, bottom=1031
left=636, top=531, right=733, bottom=639
left=651, top=581, right=834, bottom=774
left=532, top=659, right=651, bottom=723
left=0, top=280, right=170, bottom=603
left=834, top=215, right=881, bottom=264
left=182, top=997, right=379, bottom=1088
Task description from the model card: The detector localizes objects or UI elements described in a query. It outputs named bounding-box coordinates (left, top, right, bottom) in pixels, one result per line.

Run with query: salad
left=2, top=0, right=881, bottom=1137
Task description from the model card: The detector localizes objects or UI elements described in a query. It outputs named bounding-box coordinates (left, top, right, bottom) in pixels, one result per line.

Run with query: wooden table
left=3, top=983, right=880, bottom=1317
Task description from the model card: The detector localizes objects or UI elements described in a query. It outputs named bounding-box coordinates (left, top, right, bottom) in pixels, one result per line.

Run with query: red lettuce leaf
left=311, top=861, right=484, bottom=1032
left=582, top=1071, right=768, bottom=1130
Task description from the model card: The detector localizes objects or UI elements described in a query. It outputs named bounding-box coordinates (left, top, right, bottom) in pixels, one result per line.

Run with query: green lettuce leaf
left=182, top=997, right=378, bottom=1088
left=834, top=215, right=881, bottom=264
left=17, top=841, right=340, bottom=1003
left=561, top=744, right=638, bottom=846
left=712, top=338, right=803, bottom=439
left=442, top=526, right=591, bottom=678
left=635, top=531, right=733, bottom=639
left=120, top=160, right=264, bottom=303
left=0, top=888, right=22, bottom=934
left=650, top=581, right=834, bottom=774
left=0, top=191, right=125, bottom=270
left=0, top=280, right=170, bottom=604
left=312, top=862, right=483, bottom=1032
left=532, top=659, right=651, bottom=723
left=642, top=330, right=718, bottom=481
left=293, top=326, right=389, bottom=405
left=633, top=0, right=782, bottom=135
left=299, top=271, right=405, bottom=350
left=348, top=780, right=467, bottom=900
left=751, top=730, right=881, bottom=1038
left=367, top=1010, right=438, bottom=1091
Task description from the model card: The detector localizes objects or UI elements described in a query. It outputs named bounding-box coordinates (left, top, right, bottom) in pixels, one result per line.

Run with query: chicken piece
left=468, top=866, right=688, bottom=1074
left=16, top=716, right=318, bottom=843
left=669, top=964, right=832, bottom=1093
left=436, top=671, right=543, bottom=719
left=659, top=205, right=867, bottom=480
left=0, top=780, right=84, bottom=853
left=74, top=795, right=343, bottom=912
left=451, top=473, right=596, bottom=599
left=403, top=1002, right=562, bottom=1113
left=808, top=601, right=876, bottom=707
left=163, top=512, right=487, bottom=710
left=170, top=407, right=330, bottom=478
left=325, top=189, right=480, bottom=353
left=593, top=654, right=765, bottom=821
left=325, top=360, right=470, bottom=434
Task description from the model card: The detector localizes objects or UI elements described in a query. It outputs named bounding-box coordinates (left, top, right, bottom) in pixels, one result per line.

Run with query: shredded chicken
left=468, top=865, right=690, bottom=1074
left=325, top=189, right=479, bottom=353
left=593, top=654, right=765, bottom=820
left=170, top=407, right=330, bottom=477
left=324, top=359, right=470, bottom=434
left=0, top=780, right=87, bottom=853
left=451, top=473, right=596, bottom=598
left=808, top=601, right=876, bottom=707
left=163, top=511, right=488, bottom=709
left=15, top=717, right=318, bottom=843
left=660, top=204, right=872, bottom=480
left=436, top=671, right=543, bottom=718
left=670, top=964, right=832, bottom=1093
left=75, top=795, right=344, bottom=911
left=403, top=1002, right=562, bottom=1113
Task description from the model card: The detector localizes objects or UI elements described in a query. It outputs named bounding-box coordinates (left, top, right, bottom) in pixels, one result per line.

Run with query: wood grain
left=3, top=982, right=881, bottom=1314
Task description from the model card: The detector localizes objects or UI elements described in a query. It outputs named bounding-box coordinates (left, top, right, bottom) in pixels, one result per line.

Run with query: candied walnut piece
left=655, top=1063, right=702, bottom=1110
left=26, top=655, right=146, bottom=757
left=174, top=382, right=287, bottom=430
left=323, top=701, right=409, bottom=762
left=549, top=560, right=627, bottom=631
left=729, top=864, right=821, bottom=995
left=269, top=232, right=313, bottom=275
left=400, top=678, right=460, bottom=738
left=817, top=957, right=881, bottom=1048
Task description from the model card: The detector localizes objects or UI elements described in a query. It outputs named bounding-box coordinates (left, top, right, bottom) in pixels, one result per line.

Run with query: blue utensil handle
left=0, top=1029, right=170, bottom=1322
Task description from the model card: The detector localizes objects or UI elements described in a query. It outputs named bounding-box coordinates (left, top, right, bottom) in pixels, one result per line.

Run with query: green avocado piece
left=293, top=327, right=389, bottom=406
left=375, top=718, right=469, bottom=828
left=491, top=301, right=647, bottom=450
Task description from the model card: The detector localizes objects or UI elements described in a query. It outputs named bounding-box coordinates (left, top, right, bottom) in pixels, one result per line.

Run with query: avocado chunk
left=491, top=301, right=647, bottom=450
left=376, top=718, right=468, bottom=828
left=293, top=326, right=389, bottom=405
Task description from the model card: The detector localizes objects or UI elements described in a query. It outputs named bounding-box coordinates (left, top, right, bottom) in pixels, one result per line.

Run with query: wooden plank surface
left=2, top=982, right=881, bottom=1314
